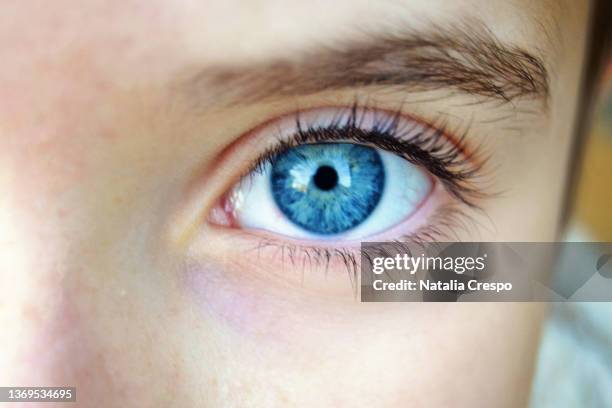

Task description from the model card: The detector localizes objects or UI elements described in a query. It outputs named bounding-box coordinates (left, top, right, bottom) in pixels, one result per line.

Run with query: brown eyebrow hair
left=179, top=23, right=549, bottom=108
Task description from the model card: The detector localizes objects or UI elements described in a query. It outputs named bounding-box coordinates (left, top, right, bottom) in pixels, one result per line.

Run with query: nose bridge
left=0, top=147, right=90, bottom=390
left=0, top=210, right=72, bottom=385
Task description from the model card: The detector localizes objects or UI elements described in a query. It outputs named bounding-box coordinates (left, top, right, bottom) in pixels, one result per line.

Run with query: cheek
left=178, top=260, right=545, bottom=406
left=6, top=278, right=111, bottom=398
left=182, top=259, right=302, bottom=342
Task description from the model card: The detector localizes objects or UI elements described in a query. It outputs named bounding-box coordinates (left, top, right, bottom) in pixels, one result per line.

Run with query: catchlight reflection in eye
left=223, top=142, right=433, bottom=240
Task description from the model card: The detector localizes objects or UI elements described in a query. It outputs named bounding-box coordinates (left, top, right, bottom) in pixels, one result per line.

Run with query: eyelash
left=247, top=102, right=487, bottom=206
left=250, top=202, right=478, bottom=292
left=219, top=101, right=490, bottom=281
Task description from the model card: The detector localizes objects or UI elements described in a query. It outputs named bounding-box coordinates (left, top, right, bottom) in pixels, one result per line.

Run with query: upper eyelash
left=246, top=101, right=489, bottom=208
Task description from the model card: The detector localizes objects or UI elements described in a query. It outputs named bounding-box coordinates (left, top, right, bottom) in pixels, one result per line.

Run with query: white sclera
left=229, top=147, right=432, bottom=240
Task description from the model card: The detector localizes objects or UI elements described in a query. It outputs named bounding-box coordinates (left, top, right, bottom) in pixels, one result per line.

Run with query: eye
left=208, top=105, right=483, bottom=244
left=222, top=142, right=432, bottom=240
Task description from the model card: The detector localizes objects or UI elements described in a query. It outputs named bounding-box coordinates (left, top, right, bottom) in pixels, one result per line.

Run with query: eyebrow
left=179, top=23, right=549, bottom=108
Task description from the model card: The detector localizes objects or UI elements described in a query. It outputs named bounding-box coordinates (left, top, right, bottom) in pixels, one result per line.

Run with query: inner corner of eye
left=208, top=138, right=435, bottom=241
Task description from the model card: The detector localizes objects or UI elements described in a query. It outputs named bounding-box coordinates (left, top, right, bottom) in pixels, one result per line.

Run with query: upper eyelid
left=242, top=105, right=464, bottom=169
left=234, top=104, right=488, bottom=206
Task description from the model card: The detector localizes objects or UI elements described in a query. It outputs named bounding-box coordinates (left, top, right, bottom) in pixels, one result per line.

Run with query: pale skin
left=0, top=1, right=591, bottom=407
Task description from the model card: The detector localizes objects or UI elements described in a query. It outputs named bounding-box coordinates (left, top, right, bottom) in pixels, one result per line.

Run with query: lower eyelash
left=248, top=202, right=480, bottom=294
left=252, top=238, right=361, bottom=289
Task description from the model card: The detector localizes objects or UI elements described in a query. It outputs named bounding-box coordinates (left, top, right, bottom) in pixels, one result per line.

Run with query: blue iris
left=270, top=143, right=385, bottom=235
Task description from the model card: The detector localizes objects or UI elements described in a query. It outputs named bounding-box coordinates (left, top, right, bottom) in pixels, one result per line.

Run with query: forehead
left=0, top=0, right=558, bottom=67
left=0, top=0, right=569, bottom=148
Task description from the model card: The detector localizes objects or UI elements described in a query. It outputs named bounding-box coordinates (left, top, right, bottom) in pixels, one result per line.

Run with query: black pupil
left=313, top=165, right=338, bottom=191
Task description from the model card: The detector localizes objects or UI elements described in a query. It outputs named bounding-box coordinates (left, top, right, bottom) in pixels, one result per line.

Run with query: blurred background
left=573, top=65, right=612, bottom=242
left=530, top=65, right=612, bottom=407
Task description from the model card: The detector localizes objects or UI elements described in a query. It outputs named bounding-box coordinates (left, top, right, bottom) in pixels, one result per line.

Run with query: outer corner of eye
left=207, top=139, right=437, bottom=242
